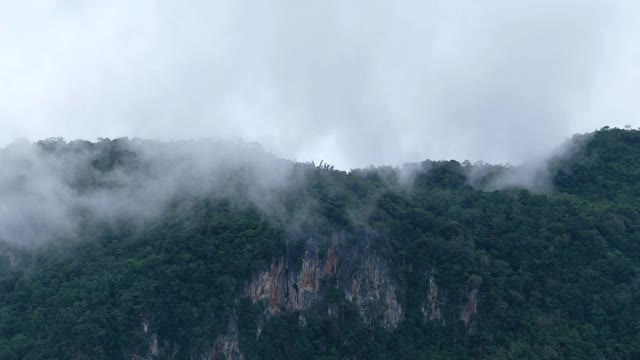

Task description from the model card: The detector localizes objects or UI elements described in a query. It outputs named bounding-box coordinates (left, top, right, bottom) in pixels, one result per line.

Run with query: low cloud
left=1, top=1, right=638, bottom=168
left=0, top=138, right=296, bottom=247
left=466, top=132, right=593, bottom=192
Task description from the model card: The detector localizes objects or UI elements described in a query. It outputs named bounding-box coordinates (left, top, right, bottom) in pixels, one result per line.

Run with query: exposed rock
left=298, top=313, right=307, bottom=326
left=127, top=320, right=174, bottom=360
left=209, top=311, right=244, bottom=360
left=343, top=254, right=403, bottom=329
left=324, top=240, right=339, bottom=275
left=244, top=257, right=288, bottom=313
left=422, top=275, right=445, bottom=325
left=461, top=288, right=479, bottom=326
left=128, top=315, right=247, bottom=360
left=210, top=335, right=243, bottom=360
left=245, top=239, right=403, bottom=329
left=327, top=303, right=339, bottom=317
left=244, top=244, right=321, bottom=313
left=296, top=247, right=321, bottom=308
left=149, top=333, right=159, bottom=357
left=128, top=354, right=151, bottom=360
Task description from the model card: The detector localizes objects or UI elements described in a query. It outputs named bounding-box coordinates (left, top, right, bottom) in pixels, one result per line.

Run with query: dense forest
left=2, top=127, right=640, bottom=359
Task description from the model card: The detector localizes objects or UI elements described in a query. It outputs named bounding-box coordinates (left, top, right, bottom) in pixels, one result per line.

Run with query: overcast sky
left=0, top=0, right=638, bottom=169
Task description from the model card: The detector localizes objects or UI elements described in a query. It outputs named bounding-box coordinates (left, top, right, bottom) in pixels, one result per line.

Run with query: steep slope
left=1, top=128, right=640, bottom=359
left=553, top=127, right=640, bottom=199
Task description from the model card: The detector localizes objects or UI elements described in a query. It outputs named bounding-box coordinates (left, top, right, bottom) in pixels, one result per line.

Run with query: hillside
left=1, top=128, right=640, bottom=359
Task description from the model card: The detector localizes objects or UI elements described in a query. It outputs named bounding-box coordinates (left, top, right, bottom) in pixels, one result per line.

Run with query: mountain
left=1, top=128, right=640, bottom=359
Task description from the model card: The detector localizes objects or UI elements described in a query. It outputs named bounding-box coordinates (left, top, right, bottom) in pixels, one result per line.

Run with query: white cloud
left=0, top=0, right=637, bottom=169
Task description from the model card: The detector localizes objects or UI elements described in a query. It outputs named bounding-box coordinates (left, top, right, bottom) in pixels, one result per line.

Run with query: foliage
left=2, top=128, right=640, bottom=359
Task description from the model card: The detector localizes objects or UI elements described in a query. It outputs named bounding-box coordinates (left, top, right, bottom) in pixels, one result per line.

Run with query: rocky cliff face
left=245, top=238, right=403, bottom=329
left=343, top=253, right=403, bottom=328
left=209, top=335, right=243, bottom=360
left=130, top=237, right=479, bottom=359
left=208, top=311, right=244, bottom=360
left=461, top=288, right=479, bottom=326
left=422, top=275, right=446, bottom=325
left=129, top=315, right=244, bottom=360
left=421, top=274, right=481, bottom=328
left=244, top=243, right=323, bottom=314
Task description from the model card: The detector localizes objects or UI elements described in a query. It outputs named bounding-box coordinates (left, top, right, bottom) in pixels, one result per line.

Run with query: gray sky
left=1, top=0, right=638, bottom=169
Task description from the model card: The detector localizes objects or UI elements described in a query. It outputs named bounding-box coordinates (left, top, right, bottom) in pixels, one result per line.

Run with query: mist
left=1, top=1, right=639, bottom=169
left=1, top=1, right=638, bottom=247
left=0, top=138, right=297, bottom=247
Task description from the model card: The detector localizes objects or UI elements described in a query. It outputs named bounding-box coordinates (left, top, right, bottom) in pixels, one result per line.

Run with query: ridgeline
left=1, top=128, right=640, bottom=359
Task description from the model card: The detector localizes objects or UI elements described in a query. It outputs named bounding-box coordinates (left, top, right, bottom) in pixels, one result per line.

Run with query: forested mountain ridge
left=1, top=128, right=640, bottom=359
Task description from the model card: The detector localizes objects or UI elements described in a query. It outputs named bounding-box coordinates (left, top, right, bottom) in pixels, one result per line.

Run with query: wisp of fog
left=0, top=138, right=296, bottom=247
